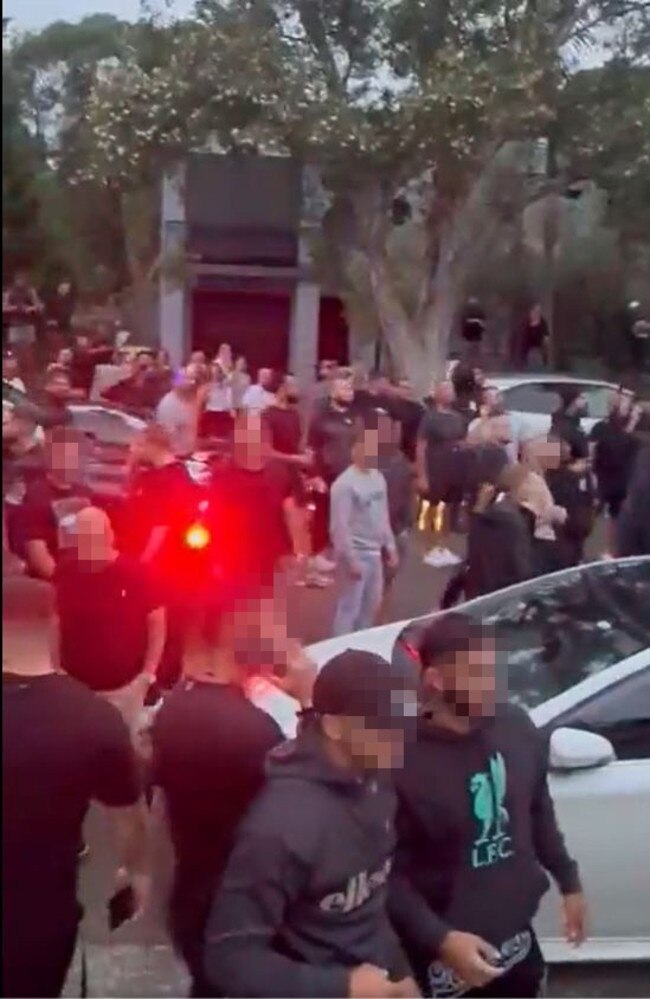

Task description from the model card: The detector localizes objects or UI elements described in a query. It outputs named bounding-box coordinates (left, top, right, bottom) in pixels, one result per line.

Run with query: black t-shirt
left=264, top=405, right=302, bottom=455
left=153, top=681, right=283, bottom=941
left=590, top=418, right=640, bottom=496
left=14, top=475, right=92, bottom=564
left=54, top=555, right=163, bottom=691
left=2, top=673, right=140, bottom=945
left=307, top=402, right=356, bottom=480
left=418, top=407, right=467, bottom=493
left=461, top=303, right=486, bottom=343
left=390, top=397, right=424, bottom=463
left=127, top=461, right=198, bottom=578
left=210, top=463, right=294, bottom=595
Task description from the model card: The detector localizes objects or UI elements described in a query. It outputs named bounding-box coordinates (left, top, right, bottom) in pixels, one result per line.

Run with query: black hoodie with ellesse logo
left=204, top=728, right=408, bottom=998
left=389, top=704, right=581, bottom=974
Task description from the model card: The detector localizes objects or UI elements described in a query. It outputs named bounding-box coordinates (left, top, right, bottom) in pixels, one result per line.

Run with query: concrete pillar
left=159, top=165, right=189, bottom=369
left=289, top=225, right=321, bottom=385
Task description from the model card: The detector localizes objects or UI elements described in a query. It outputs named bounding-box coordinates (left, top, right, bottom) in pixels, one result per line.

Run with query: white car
left=251, top=557, right=650, bottom=964
left=489, top=374, right=620, bottom=441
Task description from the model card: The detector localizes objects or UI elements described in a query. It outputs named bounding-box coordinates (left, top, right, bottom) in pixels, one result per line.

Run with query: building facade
left=159, top=154, right=348, bottom=382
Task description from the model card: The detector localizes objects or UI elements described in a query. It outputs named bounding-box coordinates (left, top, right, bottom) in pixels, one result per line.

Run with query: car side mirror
left=549, top=726, right=616, bottom=772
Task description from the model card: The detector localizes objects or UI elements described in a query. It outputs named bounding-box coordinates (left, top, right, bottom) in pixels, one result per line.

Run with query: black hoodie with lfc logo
left=389, top=704, right=581, bottom=973
left=204, top=728, right=408, bottom=997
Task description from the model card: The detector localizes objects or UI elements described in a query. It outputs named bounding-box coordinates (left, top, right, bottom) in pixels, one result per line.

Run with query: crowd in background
left=3, top=269, right=649, bottom=999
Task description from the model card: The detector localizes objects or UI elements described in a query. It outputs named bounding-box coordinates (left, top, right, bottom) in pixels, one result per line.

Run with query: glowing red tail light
left=185, top=523, right=211, bottom=550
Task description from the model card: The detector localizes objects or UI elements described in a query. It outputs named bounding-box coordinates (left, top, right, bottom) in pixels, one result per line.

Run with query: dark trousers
left=157, top=598, right=193, bottom=689
left=3, top=928, right=77, bottom=997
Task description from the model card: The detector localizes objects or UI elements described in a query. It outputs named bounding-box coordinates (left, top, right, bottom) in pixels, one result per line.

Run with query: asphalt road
left=5, top=525, right=650, bottom=997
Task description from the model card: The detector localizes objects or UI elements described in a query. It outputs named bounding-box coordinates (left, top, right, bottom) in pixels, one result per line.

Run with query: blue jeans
left=333, top=550, right=384, bottom=636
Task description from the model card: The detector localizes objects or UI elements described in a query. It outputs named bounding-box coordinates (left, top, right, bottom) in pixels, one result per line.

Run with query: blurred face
left=76, top=335, right=90, bottom=350
left=47, top=440, right=80, bottom=481
left=483, top=387, right=502, bottom=412
left=58, top=282, right=71, bottom=296
left=136, top=354, right=155, bottom=374
left=323, top=715, right=405, bottom=772
left=489, top=414, right=512, bottom=446
left=46, top=374, right=71, bottom=400
left=616, top=391, right=634, bottom=419
left=357, top=427, right=381, bottom=464
left=57, top=348, right=73, bottom=367
left=571, top=393, right=588, bottom=416
left=530, top=304, right=542, bottom=323
left=283, top=375, right=300, bottom=404
left=539, top=437, right=563, bottom=470
left=232, top=411, right=267, bottom=470
left=377, top=413, right=397, bottom=450
left=13, top=272, right=28, bottom=289
left=259, top=368, right=273, bottom=389
left=331, top=377, right=354, bottom=406
left=235, top=356, right=247, bottom=373
left=435, top=381, right=455, bottom=407
left=190, top=351, right=206, bottom=365
left=423, top=641, right=497, bottom=723
left=74, top=508, right=115, bottom=562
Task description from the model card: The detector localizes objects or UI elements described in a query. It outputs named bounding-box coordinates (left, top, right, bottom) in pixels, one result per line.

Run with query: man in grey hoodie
left=330, top=412, right=398, bottom=636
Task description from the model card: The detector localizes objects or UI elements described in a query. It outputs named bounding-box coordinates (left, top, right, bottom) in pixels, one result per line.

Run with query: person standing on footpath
left=330, top=413, right=398, bottom=636
left=590, top=389, right=641, bottom=552
left=156, top=368, right=202, bottom=458
left=390, top=614, right=587, bottom=999
left=204, top=648, right=421, bottom=998
left=151, top=600, right=315, bottom=996
left=126, top=424, right=199, bottom=692
left=51, top=506, right=166, bottom=735
left=307, top=373, right=357, bottom=573
left=416, top=381, right=466, bottom=568
left=2, top=580, right=150, bottom=998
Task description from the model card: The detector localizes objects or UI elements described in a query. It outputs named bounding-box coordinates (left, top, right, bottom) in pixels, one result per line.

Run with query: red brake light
left=185, top=523, right=211, bottom=550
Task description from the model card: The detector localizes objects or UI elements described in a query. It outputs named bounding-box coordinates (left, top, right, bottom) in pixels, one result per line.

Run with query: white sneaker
left=311, top=553, right=336, bottom=574
left=424, top=547, right=461, bottom=568
left=423, top=547, right=445, bottom=568
left=437, top=547, right=462, bottom=567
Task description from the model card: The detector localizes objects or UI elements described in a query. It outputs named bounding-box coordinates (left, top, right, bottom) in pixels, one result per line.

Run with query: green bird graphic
left=470, top=753, right=509, bottom=846
left=490, top=752, right=509, bottom=837
left=470, top=772, right=493, bottom=845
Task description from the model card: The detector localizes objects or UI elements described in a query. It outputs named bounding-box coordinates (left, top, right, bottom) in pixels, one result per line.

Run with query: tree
left=48, top=2, right=650, bottom=379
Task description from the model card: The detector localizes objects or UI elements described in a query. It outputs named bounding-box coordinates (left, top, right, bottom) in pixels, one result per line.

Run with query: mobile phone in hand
left=108, top=885, right=136, bottom=930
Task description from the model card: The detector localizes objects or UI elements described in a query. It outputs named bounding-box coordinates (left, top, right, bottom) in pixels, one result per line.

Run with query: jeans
left=101, top=673, right=148, bottom=740
left=333, top=550, right=384, bottom=636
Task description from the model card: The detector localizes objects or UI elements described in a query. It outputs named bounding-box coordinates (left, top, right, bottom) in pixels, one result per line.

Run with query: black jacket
left=389, top=705, right=581, bottom=971
left=204, top=729, right=406, bottom=997
left=617, top=445, right=650, bottom=557
left=465, top=494, right=534, bottom=599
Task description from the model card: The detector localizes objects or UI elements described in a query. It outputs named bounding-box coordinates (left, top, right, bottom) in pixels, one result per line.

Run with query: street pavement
left=5, top=524, right=650, bottom=996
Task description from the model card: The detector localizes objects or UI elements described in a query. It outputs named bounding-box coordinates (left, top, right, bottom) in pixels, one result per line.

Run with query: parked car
left=490, top=374, right=621, bottom=441
left=250, top=556, right=650, bottom=964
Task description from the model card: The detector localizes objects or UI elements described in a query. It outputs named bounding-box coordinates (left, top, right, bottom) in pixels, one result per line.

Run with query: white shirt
left=242, top=384, right=274, bottom=410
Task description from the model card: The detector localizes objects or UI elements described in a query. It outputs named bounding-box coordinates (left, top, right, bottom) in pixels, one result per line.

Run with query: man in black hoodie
left=204, top=648, right=420, bottom=999
left=617, top=443, right=650, bottom=557
left=390, top=614, right=586, bottom=998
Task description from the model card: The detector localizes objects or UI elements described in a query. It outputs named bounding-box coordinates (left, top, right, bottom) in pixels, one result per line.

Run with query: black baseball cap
left=313, top=649, right=419, bottom=730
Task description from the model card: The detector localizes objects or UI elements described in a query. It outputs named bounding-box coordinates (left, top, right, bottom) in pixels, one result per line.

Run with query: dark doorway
left=318, top=296, right=349, bottom=364
left=192, top=289, right=290, bottom=374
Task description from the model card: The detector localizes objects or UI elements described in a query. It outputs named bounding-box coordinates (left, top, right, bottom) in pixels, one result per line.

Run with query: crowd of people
left=3, top=311, right=649, bottom=999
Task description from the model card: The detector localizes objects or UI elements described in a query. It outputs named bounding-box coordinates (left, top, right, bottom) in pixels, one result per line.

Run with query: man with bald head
left=242, top=367, right=275, bottom=410
left=52, top=505, right=166, bottom=733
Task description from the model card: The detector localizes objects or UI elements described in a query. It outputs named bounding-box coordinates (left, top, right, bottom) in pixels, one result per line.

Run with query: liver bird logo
left=470, top=752, right=509, bottom=844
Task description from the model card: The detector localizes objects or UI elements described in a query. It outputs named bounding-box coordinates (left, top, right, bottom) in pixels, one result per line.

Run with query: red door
left=192, top=290, right=290, bottom=373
